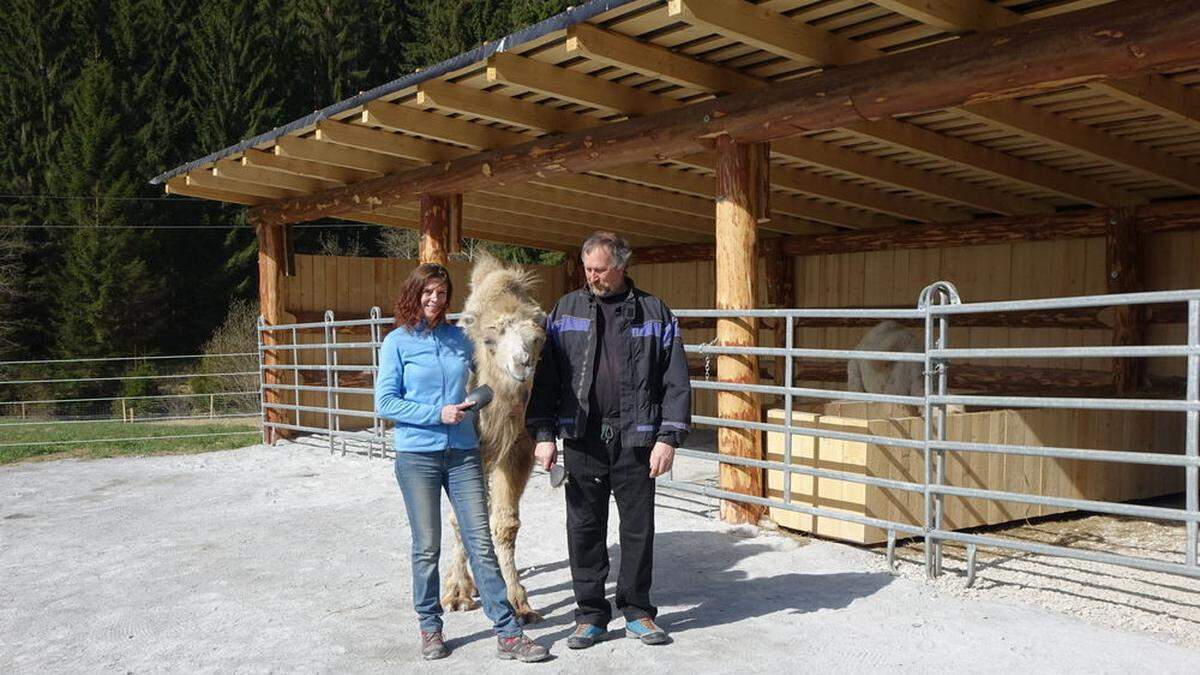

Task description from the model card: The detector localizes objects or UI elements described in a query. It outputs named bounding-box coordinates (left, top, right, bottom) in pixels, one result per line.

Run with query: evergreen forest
left=0, top=0, right=576, bottom=366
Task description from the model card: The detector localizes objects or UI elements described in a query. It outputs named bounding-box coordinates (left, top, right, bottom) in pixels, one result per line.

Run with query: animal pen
left=153, top=0, right=1200, bottom=581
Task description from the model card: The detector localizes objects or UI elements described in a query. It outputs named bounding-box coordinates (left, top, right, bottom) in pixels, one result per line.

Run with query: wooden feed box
left=764, top=402, right=1185, bottom=544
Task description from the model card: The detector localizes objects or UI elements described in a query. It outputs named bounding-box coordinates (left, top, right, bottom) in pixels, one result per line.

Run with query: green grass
left=0, top=418, right=262, bottom=465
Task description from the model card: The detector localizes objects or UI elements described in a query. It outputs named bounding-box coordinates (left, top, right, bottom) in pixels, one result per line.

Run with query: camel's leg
left=440, top=510, right=479, bottom=611
left=491, top=446, right=539, bottom=623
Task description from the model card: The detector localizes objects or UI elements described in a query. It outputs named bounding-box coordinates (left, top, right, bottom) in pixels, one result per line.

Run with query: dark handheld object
left=463, top=384, right=494, bottom=410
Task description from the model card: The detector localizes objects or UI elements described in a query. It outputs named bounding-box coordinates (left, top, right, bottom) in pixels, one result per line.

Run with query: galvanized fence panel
left=258, top=284, right=1200, bottom=582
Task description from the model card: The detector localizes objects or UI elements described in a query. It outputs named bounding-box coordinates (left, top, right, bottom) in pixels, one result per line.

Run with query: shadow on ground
left=446, top=528, right=893, bottom=652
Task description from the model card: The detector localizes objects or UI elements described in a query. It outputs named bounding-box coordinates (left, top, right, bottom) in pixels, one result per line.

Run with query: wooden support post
left=256, top=219, right=291, bottom=443
left=447, top=194, right=463, bottom=255
left=761, top=236, right=795, bottom=392
left=419, top=194, right=452, bottom=265
left=715, top=136, right=767, bottom=524
left=1108, top=207, right=1144, bottom=395
left=564, top=248, right=584, bottom=290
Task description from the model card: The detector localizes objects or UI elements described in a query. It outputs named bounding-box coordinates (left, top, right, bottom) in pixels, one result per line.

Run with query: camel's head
left=460, top=310, right=546, bottom=383
left=459, top=252, right=547, bottom=385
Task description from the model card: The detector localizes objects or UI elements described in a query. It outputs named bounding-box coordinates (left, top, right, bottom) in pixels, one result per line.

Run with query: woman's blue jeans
left=393, top=448, right=522, bottom=637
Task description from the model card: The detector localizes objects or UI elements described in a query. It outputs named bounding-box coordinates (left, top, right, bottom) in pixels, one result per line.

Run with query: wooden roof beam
left=415, top=80, right=596, bottom=133
left=213, top=159, right=327, bottom=194
left=485, top=52, right=675, bottom=116
left=186, top=170, right=296, bottom=201
left=247, top=0, right=1200, bottom=226
left=870, top=0, right=1020, bottom=32
left=273, top=136, right=403, bottom=175
left=843, top=117, right=1145, bottom=206
left=666, top=0, right=876, bottom=66
left=165, top=177, right=262, bottom=205
left=240, top=148, right=368, bottom=185
left=877, top=0, right=1200, bottom=155
left=313, top=120, right=465, bottom=163
left=960, top=100, right=1200, bottom=192
left=418, top=81, right=874, bottom=228
left=489, top=51, right=1024, bottom=216
left=1090, top=74, right=1200, bottom=129
left=566, top=22, right=762, bottom=94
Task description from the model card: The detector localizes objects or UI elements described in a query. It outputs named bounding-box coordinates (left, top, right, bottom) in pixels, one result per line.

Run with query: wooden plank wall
left=286, top=254, right=566, bottom=318
left=1144, top=230, right=1200, bottom=378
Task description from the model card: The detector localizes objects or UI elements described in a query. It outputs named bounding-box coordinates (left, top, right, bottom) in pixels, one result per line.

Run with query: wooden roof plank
left=314, top=119, right=466, bottom=163
left=962, top=100, right=1200, bottom=192
left=165, top=177, right=263, bottom=206
left=240, top=148, right=366, bottom=185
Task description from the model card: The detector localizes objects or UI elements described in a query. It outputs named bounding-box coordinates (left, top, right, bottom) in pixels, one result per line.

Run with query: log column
left=419, top=194, right=453, bottom=265
left=1108, top=207, right=1144, bottom=395
left=255, top=219, right=291, bottom=443
left=564, top=247, right=584, bottom=291
left=715, top=136, right=768, bottom=524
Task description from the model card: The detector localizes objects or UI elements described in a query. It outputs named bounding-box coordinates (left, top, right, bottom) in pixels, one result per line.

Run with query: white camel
left=847, top=320, right=963, bottom=416
left=847, top=320, right=926, bottom=400
left=442, top=252, right=547, bottom=623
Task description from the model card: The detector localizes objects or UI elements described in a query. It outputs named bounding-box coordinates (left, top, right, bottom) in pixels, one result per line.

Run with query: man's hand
left=440, top=401, right=474, bottom=424
left=534, top=440, right=557, bottom=471
left=648, top=441, right=675, bottom=478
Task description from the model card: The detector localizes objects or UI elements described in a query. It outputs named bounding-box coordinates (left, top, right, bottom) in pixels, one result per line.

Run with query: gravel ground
left=888, top=508, right=1200, bottom=650
left=2, top=441, right=1198, bottom=673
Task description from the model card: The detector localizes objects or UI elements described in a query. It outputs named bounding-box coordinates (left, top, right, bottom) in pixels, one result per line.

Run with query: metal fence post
left=922, top=293, right=936, bottom=579
left=324, top=310, right=335, bottom=454
left=257, top=315, right=268, bottom=445
left=369, top=306, right=384, bottom=458
left=784, top=316, right=794, bottom=504
left=1187, top=300, right=1198, bottom=566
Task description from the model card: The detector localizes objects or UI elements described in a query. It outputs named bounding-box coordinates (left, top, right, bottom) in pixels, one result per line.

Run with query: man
left=526, top=231, right=691, bottom=649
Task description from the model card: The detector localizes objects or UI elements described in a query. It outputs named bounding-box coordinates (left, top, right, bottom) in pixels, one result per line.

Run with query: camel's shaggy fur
left=441, top=252, right=547, bottom=623
left=847, top=320, right=962, bottom=416
left=847, top=320, right=926, bottom=401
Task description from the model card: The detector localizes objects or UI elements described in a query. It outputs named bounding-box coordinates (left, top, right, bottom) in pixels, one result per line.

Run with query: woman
left=375, top=263, right=548, bottom=663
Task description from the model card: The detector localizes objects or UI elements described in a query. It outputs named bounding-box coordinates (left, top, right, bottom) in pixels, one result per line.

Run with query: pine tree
left=48, top=59, right=167, bottom=362
left=183, top=0, right=284, bottom=307
left=508, top=0, right=574, bottom=28
left=0, top=0, right=87, bottom=359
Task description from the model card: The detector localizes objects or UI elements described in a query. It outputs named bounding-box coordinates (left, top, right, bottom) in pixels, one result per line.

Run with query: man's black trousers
left=562, top=427, right=656, bottom=627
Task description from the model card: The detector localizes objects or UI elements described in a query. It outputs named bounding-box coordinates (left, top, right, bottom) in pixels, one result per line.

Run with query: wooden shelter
left=155, top=0, right=1200, bottom=524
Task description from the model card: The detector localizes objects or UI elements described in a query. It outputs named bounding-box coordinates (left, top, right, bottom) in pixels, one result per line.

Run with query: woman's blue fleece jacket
left=374, top=322, right=478, bottom=452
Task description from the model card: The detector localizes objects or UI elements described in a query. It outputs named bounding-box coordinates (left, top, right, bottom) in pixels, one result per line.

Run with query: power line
left=0, top=222, right=391, bottom=230
left=0, top=193, right=209, bottom=202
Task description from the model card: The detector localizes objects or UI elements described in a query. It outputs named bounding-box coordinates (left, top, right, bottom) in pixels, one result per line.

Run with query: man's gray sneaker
left=497, top=634, right=550, bottom=662
left=625, top=617, right=668, bottom=645
left=420, top=630, right=449, bottom=660
left=567, top=623, right=606, bottom=650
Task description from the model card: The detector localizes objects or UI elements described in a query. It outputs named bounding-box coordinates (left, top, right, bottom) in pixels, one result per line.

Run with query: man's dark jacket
left=526, top=279, right=691, bottom=449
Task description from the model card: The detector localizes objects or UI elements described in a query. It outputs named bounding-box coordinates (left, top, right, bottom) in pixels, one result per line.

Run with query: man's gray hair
left=581, top=231, right=632, bottom=268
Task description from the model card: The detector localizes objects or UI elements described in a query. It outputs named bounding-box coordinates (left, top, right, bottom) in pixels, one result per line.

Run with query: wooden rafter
left=960, top=100, right=1200, bottom=192
left=246, top=0, right=1200, bottom=227
left=485, top=52, right=1005, bottom=218
left=241, top=148, right=369, bottom=185
left=874, top=0, right=1200, bottom=183
left=415, top=81, right=881, bottom=229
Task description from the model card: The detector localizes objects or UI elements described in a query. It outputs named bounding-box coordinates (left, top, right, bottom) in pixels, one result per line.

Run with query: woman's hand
left=441, top=401, right=474, bottom=424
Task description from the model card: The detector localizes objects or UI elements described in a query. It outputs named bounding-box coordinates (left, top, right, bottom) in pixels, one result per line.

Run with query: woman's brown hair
left=393, top=263, right=453, bottom=331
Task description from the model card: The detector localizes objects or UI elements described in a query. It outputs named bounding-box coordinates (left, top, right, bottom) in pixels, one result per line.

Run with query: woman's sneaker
left=625, top=618, right=668, bottom=645
left=567, top=623, right=606, bottom=649
left=420, top=630, right=449, bottom=660
left=497, top=634, right=550, bottom=662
